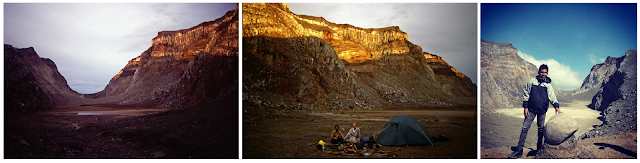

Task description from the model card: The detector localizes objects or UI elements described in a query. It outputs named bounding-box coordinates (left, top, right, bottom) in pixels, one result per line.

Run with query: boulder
left=544, top=113, right=578, bottom=145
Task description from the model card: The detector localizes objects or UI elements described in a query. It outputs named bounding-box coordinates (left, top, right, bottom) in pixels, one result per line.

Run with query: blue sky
left=5, top=3, right=237, bottom=94
left=482, top=3, right=637, bottom=90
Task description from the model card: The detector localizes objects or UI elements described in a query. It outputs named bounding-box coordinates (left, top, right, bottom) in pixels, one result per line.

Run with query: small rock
left=152, top=151, right=166, bottom=158
left=20, top=140, right=30, bottom=146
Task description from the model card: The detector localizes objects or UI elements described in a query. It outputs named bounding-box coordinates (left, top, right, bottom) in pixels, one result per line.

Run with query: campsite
left=243, top=105, right=477, bottom=158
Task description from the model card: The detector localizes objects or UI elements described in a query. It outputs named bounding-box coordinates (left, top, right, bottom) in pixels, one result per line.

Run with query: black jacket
left=522, top=75, right=559, bottom=114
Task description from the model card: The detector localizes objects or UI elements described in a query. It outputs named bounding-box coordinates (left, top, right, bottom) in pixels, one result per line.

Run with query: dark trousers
left=331, top=138, right=344, bottom=144
left=358, top=137, right=373, bottom=149
left=516, top=112, right=546, bottom=151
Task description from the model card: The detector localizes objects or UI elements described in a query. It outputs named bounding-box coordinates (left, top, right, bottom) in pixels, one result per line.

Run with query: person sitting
left=330, top=125, right=344, bottom=144
left=344, top=123, right=361, bottom=143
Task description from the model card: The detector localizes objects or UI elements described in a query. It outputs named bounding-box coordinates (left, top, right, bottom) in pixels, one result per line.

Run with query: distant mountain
left=242, top=3, right=476, bottom=110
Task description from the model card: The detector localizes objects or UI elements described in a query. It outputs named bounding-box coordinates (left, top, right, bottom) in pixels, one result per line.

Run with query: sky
left=482, top=3, right=637, bottom=90
left=288, top=3, right=478, bottom=84
left=4, top=3, right=237, bottom=94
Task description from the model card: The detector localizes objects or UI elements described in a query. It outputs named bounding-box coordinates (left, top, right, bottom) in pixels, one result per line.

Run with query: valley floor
left=4, top=99, right=238, bottom=158
left=242, top=104, right=477, bottom=158
left=480, top=100, right=637, bottom=159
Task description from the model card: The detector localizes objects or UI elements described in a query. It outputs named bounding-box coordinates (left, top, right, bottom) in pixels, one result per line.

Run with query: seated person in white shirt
left=344, top=123, right=361, bottom=143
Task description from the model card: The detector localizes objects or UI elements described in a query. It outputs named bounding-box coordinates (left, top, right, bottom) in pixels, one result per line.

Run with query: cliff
left=582, top=50, right=637, bottom=138
left=4, top=45, right=81, bottom=113
left=424, top=52, right=476, bottom=97
left=480, top=40, right=539, bottom=109
left=86, top=7, right=239, bottom=107
left=242, top=3, right=475, bottom=110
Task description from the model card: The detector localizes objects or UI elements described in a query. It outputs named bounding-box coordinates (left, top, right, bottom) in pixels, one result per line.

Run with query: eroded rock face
left=87, top=7, right=239, bottom=107
left=424, top=52, right=476, bottom=97
left=583, top=50, right=637, bottom=138
left=242, top=3, right=475, bottom=109
left=4, top=44, right=80, bottom=113
left=544, top=113, right=578, bottom=145
left=480, top=40, right=538, bottom=109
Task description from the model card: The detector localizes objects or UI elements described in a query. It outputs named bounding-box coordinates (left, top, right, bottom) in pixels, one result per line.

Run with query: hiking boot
left=537, top=128, right=544, bottom=150
left=508, top=149, right=523, bottom=158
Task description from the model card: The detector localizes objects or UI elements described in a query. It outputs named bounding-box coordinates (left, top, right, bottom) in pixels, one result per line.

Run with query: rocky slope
left=4, top=45, right=83, bottom=113
left=425, top=52, right=476, bottom=97
left=582, top=50, right=637, bottom=138
left=480, top=40, right=539, bottom=109
left=86, top=7, right=239, bottom=108
left=242, top=3, right=476, bottom=110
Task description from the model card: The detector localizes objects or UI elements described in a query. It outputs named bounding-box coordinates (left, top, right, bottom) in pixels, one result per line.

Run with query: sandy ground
left=243, top=104, right=477, bottom=158
left=481, top=100, right=637, bottom=159
left=494, top=100, right=602, bottom=137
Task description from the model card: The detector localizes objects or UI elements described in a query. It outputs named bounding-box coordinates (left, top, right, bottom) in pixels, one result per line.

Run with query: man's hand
left=555, top=108, right=562, bottom=114
left=524, top=108, right=529, bottom=117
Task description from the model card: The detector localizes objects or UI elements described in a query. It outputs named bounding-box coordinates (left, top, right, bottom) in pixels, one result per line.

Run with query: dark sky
left=4, top=3, right=237, bottom=94
left=288, top=3, right=478, bottom=84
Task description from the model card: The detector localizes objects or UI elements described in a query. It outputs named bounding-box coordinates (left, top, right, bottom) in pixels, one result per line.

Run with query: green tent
left=378, top=115, right=434, bottom=146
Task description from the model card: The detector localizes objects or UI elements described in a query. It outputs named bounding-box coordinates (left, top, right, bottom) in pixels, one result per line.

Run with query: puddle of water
left=77, top=112, right=137, bottom=116
left=495, top=101, right=602, bottom=136
left=77, top=112, right=112, bottom=115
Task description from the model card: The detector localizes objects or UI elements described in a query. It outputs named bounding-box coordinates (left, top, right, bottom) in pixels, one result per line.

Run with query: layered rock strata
left=242, top=3, right=476, bottom=110
left=424, top=52, right=476, bottom=97
left=85, top=7, right=239, bottom=107
left=480, top=40, right=539, bottom=109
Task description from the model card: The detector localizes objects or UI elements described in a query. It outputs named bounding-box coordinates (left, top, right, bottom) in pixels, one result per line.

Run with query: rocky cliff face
left=4, top=45, right=81, bottom=113
left=480, top=40, right=539, bottom=109
left=242, top=3, right=475, bottom=110
left=424, top=52, right=476, bottom=97
left=562, top=54, right=625, bottom=101
left=86, top=7, right=239, bottom=107
left=583, top=50, right=637, bottom=138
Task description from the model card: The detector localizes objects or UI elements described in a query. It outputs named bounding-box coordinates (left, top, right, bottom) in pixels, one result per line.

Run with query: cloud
left=588, top=54, right=605, bottom=65
left=517, top=51, right=584, bottom=90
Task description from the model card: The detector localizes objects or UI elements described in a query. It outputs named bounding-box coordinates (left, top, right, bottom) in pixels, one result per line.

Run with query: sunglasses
left=540, top=71, right=548, bottom=74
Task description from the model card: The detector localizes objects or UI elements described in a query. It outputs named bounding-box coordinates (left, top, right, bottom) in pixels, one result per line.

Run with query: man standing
left=508, top=64, right=562, bottom=158
left=344, top=123, right=361, bottom=143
